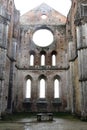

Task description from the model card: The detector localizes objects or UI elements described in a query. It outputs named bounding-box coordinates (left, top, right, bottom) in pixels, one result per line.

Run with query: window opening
left=41, top=14, right=47, bottom=19
left=30, top=54, right=34, bottom=66
left=54, top=79, right=59, bottom=98
left=26, top=79, right=31, bottom=98
left=40, top=79, right=45, bottom=98
left=33, top=29, right=54, bottom=47
left=81, top=4, right=87, bottom=16
left=52, top=54, right=56, bottom=66
left=41, top=54, right=45, bottom=66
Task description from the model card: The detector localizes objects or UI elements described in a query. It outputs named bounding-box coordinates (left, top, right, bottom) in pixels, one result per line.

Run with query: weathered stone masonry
left=0, top=0, right=20, bottom=114
left=0, top=0, right=87, bottom=119
left=16, top=3, right=68, bottom=112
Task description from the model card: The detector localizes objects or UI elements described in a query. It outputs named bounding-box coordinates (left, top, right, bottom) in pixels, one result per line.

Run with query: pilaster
left=75, top=2, right=87, bottom=119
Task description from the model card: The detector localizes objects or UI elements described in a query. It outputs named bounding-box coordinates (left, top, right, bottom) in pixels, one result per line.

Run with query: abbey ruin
left=0, top=0, right=87, bottom=119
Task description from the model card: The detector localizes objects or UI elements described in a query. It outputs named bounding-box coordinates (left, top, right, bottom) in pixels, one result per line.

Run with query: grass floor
left=0, top=112, right=80, bottom=122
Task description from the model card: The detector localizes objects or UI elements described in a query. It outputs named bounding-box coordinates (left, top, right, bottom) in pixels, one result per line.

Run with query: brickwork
left=0, top=0, right=87, bottom=119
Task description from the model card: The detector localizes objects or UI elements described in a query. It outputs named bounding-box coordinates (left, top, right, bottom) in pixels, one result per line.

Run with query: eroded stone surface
left=0, top=0, right=87, bottom=120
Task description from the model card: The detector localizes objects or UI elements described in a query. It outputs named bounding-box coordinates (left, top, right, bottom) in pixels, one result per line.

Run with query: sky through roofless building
left=14, top=0, right=71, bottom=105
left=14, top=0, right=71, bottom=16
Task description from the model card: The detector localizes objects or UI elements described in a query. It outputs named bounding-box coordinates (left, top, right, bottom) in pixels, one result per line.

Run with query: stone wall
left=14, top=3, right=69, bottom=112
left=0, top=0, right=20, bottom=114
left=66, top=0, right=87, bottom=118
left=0, top=0, right=87, bottom=118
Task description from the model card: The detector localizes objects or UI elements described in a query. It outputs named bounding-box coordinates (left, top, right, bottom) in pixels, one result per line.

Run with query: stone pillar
left=0, top=27, right=8, bottom=117
left=76, top=22, right=87, bottom=119
left=69, top=62, right=75, bottom=114
left=0, top=80, right=2, bottom=119
left=78, top=49, right=87, bottom=118
left=0, top=79, right=5, bottom=118
left=66, top=69, right=71, bottom=111
left=64, top=52, right=70, bottom=111
left=68, top=40, right=77, bottom=114
left=7, top=62, right=14, bottom=113
left=12, top=38, right=17, bottom=61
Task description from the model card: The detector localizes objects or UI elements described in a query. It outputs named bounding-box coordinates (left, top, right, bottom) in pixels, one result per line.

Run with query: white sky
left=14, top=0, right=71, bottom=16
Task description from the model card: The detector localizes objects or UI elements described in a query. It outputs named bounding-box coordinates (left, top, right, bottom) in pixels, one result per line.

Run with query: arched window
left=30, top=54, right=34, bottom=66
left=40, top=78, right=45, bottom=98
left=54, top=79, right=59, bottom=98
left=52, top=54, right=56, bottom=66
left=26, top=79, right=31, bottom=98
left=41, top=54, right=45, bottom=66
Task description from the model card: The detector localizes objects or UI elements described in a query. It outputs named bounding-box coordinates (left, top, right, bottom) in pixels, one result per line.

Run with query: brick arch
left=51, top=50, right=57, bottom=55
left=53, top=75, right=61, bottom=81
left=51, top=50, right=57, bottom=66
left=24, top=75, right=33, bottom=100
left=40, top=50, right=46, bottom=55
left=53, top=75, right=62, bottom=99
left=29, top=50, right=35, bottom=55
left=29, top=51, right=35, bottom=66
left=25, top=75, right=32, bottom=81
left=33, top=25, right=54, bottom=35
left=38, top=74, right=47, bottom=80
left=40, top=51, right=46, bottom=66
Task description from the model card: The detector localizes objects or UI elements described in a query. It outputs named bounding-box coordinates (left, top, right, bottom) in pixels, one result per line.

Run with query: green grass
left=0, top=112, right=80, bottom=122
left=53, top=112, right=79, bottom=120
left=1, top=112, right=35, bottom=121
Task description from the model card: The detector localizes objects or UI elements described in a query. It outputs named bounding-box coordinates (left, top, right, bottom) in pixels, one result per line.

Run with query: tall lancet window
left=26, top=79, right=31, bottom=98
left=30, top=54, right=34, bottom=66
left=41, top=54, right=45, bottom=66
left=54, top=79, right=59, bottom=98
left=40, top=78, right=45, bottom=98
left=52, top=54, right=56, bottom=66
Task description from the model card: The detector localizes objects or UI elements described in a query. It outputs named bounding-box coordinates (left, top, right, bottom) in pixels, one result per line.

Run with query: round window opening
left=33, top=29, right=54, bottom=47
left=41, top=14, right=47, bottom=19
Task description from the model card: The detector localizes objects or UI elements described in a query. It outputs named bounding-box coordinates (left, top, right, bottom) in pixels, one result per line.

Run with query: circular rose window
left=33, top=29, right=54, bottom=47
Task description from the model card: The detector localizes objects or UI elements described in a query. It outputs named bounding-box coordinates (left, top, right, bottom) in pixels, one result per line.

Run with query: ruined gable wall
left=15, top=4, right=69, bottom=112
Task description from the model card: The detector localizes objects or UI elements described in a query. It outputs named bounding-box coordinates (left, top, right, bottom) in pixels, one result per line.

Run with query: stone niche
left=23, top=98, right=32, bottom=112
left=36, top=99, right=48, bottom=112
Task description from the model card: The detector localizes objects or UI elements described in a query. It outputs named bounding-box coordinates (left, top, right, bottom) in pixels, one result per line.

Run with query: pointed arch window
left=54, top=79, right=59, bottom=98
left=40, top=78, right=45, bottom=98
left=41, top=54, right=45, bottom=66
left=26, top=79, right=31, bottom=98
left=52, top=51, right=57, bottom=66
left=52, top=54, right=56, bottom=66
left=30, top=54, right=34, bottom=66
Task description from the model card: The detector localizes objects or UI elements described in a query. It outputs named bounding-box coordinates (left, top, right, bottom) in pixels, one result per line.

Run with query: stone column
left=70, top=62, right=76, bottom=114
left=68, top=40, right=77, bottom=114
left=66, top=69, right=71, bottom=111
left=76, top=22, right=87, bottom=119
left=0, top=80, right=2, bottom=119
left=0, top=4, right=10, bottom=116
left=78, top=49, right=87, bottom=119
left=7, top=62, right=14, bottom=113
